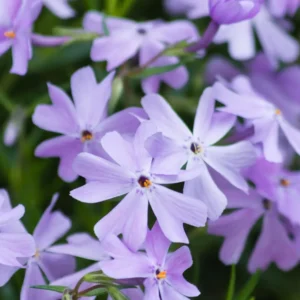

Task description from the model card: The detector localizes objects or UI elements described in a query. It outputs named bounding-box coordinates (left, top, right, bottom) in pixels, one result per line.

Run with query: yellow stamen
left=81, top=130, right=93, bottom=142
left=138, top=177, right=152, bottom=188
left=156, top=271, right=167, bottom=279
left=280, top=178, right=290, bottom=187
left=4, top=31, right=16, bottom=39
left=275, top=109, right=281, bottom=115
left=34, top=250, right=40, bottom=259
left=191, top=142, right=202, bottom=154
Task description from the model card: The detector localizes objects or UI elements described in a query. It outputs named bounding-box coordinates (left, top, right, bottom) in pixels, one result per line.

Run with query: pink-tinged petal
left=10, top=36, right=30, bottom=76
left=184, top=160, right=227, bottom=220
left=193, top=87, right=215, bottom=139
left=165, top=246, right=193, bottom=274
left=31, top=34, right=69, bottom=46
left=21, top=262, right=47, bottom=300
left=43, top=0, right=75, bottom=19
left=134, top=121, right=157, bottom=171
left=203, top=141, right=256, bottom=192
left=32, top=83, right=79, bottom=135
left=145, top=222, right=171, bottom=266
left=100, top=255, right=152, bottom=279
left=0, top=204, right=24, bottom=225
left=35, top=136, right=82, bottom=182
left=71, top=67, right=114, bottom=128
left=146, top=133, right=188, bottom=175
left=94, top=191, right=147, bottom=250
left=144, top=278, right=160, bottom=300
left=278, top=117, right=300, bottom=155
left=254, top=8, right=299, bottom=67
left=48, top=233, right=108, bottom=261
left=167, top=274, right=200, bottom=297
left=0, top=264, right=18, bottom=287
left=101, top=131, right=136, bottom=169
left=213, top=80, right=269, bottom=118
left=141, top=94, right=191, bottom=141
left=33, top=194, right=71, bottom=250
left=248, top=210, right=298, bottom=273
left=91, top=35, right=140, bottom=71
left=208, top=208, right=263, bottom=265
left=96, top=107, right=147, bottom=136
left=101, top=235, right=133, bottom=258
left=0, top=233, right=35, bottom=267
left=261, top=119, right=284, bottom=163
left=38, top=252, right=75, bottom=281
left=149, top=185, right=207, bottom=243
left=204, top=112, right=236, bottom=145
left=160, top=283, right=189, bottom=300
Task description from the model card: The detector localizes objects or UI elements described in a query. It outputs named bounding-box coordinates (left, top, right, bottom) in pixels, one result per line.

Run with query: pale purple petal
left=100, top=235, right=133, bottom=258
left=43, top=0, right=75, bottom=19
left=31, top=34, right=69, bottom=46
left=160, top=283, right=189, bottom=300
left=0, top=264, right=18, bottom=287
left=144, top=278, right=160, bottom=300
left=167, top=274, right=200, bottom=297
left=10, top=36, right=30, bottom=75
left=0, top=204, right=24, bottom=225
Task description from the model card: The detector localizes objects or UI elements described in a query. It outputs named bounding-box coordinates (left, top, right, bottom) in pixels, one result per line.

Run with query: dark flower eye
left=190, top=142, right=202, bottom=154
left=81, top=130, right=93, bottom=142
left=138, top=176, right=152, bottom=188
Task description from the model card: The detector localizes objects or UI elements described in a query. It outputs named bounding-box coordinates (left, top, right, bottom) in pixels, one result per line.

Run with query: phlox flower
left=214, top=75, right=300, bottom=163
left=208, top=179, right=299, bottom=273
left=33, top=66, right=144, bottom=182
left=213, top=6, right=299, bottom=67
left=0, top=190, right=35, bottom=286
left=70, top=121, right=208, bottom=249
left=247, top=158, right=300, bottom=226
left=100, top=222, right=200, bottom=300
left=84, top=12, right=199, bottom=93
left=143, top=89, right=256, bottom=220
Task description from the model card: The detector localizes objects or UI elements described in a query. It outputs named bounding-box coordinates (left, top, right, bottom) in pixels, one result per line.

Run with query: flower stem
left=226, top=265, right=236, bottom=300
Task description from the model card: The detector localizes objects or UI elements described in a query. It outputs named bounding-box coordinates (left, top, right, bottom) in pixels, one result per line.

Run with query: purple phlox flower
left=4, top=107, right=25, bottom=147
left=70, top=121, right=207, bottom=249
left=267, top=0, right=300, bottom=17
left=164, top=0, right=210, bottom=19
left=20, top=194, right=75, bottom=300
left=48, top=232, right=110, bottom=262
left=213, top=6, right=299, bottom=67
left=42, top=0, right=75, bottom=19
left=142, top=89, right=256, bottom=220
left=85, top=12, right=199, bottom=93
left=33, top=66, right=145, bottom=182
left=0, top=190, right=35, bottom=287
left=100, top=222, right=200, bottom=300
left=208, top=180, right=299, bottom=273
left=210, top=0, right=263, bottom=24
left=214, top=75, right=300, bottom=163
left=246, top=158, right=300, bottom=226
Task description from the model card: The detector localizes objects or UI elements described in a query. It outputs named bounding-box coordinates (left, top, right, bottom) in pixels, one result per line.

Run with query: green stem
left=77, top=284, right=105, bottom=297
left=226, top=265, right=236, bottom=300
left=0, top=91, right=14, bottom=112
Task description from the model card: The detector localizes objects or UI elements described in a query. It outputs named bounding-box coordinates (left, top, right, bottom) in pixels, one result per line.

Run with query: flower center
left=263, top=199, right=271, bottom=210
left=4, top=31, right=16, bottom=39
left=190, top=142, right=202, bottom=154
left=280, top=178, right=290, bottom=187
left=156, top=269, right=167, bottom=280
left=137, top=28, right=147, bottom=35
left=138, top=176, right=152, bottom=188
left=275, top=109, right=281, bottom=115
left=81, top=130, right=93, bottom=142
left=34, top=249, right=40, bottom=259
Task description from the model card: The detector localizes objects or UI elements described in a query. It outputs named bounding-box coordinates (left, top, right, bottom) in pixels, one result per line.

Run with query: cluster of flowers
left=1, top=0, right=300, bottom=299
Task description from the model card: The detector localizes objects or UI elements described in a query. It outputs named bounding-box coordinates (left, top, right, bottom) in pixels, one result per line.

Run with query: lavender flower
left=208, top=180, right=298, bottom=273
left=143, top=89, right=256, bottom=220
left=33, top=66, right=144, bottom=182
left=100, top=222, right=200, bottom=299
left=214, top=75, right=300, bottom=162
left=20, top=194, right=75, bottom=299
left=213, top=6, right=299, bottom=67
left=0, top=190, right=35, bottom=286
left=84, top=12, right=199, bottom=93
left=209, top=0, right=263, bottom=24
left=70, top=121, right=208, bottom=248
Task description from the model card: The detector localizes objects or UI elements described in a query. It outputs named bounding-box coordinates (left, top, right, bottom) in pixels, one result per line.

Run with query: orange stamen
left=4, top=31, right=16, bottom=39
left=275, top=109, right=281, bottom=115
left=81, top=130, right=93, bottom=142
left=156, top=271, right=167, bottom=279
left=280, top=178, right=290, bottom=187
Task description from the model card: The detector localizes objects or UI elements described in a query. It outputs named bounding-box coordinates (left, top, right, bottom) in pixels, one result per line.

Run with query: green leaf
left=107, top=286, right=129, bottom=300
left=226, top=265, right=236, bottom=300
left=83, top=287, right=108, bottom=297
left=236, top=271, right=261, bottom=300
left=84, top=271, right=114, bottom=284
left=30, top=285, right=67, bottom=293
left=163, top=40, right=190, bottom=57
